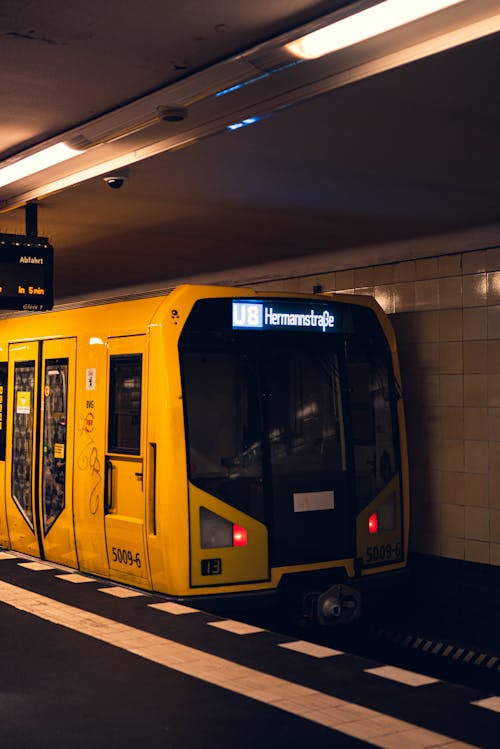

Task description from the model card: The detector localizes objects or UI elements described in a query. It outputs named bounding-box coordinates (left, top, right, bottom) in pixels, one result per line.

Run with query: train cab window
left=182, top=350, right=265, bottom=521
left=42, top=359, right=68, bottom=533
left=12, top=361, right=35, bottom=527
left=345, top=310, right=399, bottom=512
left=108, top=355, right=142, bottom=454
left=0, top=362, right=7, bottom=461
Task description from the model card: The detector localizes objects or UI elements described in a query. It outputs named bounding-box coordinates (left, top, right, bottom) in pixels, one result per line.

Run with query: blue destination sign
left=233, top=300, right=338, bottom=333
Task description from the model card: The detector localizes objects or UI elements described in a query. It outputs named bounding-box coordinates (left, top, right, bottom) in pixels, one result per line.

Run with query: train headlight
left=368, top=511, right=379, bottom=534
left=200, top=507, right=247, bottom=548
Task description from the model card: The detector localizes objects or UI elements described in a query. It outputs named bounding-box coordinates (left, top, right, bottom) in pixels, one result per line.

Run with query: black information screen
left=0, top=234, right=54, bottom=311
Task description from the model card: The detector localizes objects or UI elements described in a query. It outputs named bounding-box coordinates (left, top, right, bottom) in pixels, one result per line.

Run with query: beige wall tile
left=440, top=407, right=463, bottom=440
left=413, top=311, right=440, bottom=342
left=465, top=539, right=490, bottom=563
left=280, top=277, right=301, bottom=292
left=489, top=442, right=500, bottom=471
left=393, top=260, right=416, bottom=282
left=462, top=473, right=489, bottom=507
left=491, top=509, right=500, bottom=543
left=438, top=439, right=464, bottom=471
left=487, top=374, right=500, bottom=407
left=438, top=342, right=462, bottom=374
left=415, top=279, right=439, bottom=310
left=438, top=309, right=462, bottom=341
left=418, top=375, right=439, bottom=406
left=393, top=282, right=416, bottom=313
left=415, top=342, right=440, bottom=373
left=463, top=308, right=487, bottom=340
left=464, top=440, right=488, bottom=474
left=318, top=272, right=336, bottom=292
left=439, top=375, right=463, bottom=406
left=486, top=339, right=500, bottom=373
left=416, top=257, right=439, bottom=280
left=488, top=471, right=500, bottom=508
left=440, top=504, right=465, bottom=537
left=465, top=507, right=490, bottom=540
left=490, top=543, right=500, bottom=565
left=487, top=272, right=500, bottom=305
left=439, top=471, right=462, bottom=504
left=462, top=250, right=486, bottom=274
left=463, top=274, right=487, bottom=307
left=335, top=269, right=354, bottom=290
left=464, top=374, right=488, bottom=406
left=464, top=407, right=488, bottom=440
left=488, top=305, right=500, bottom=339
left=353, top=267, right=376, bottom=288
left=463, top=341, right=486, bottom=373
left=440, top=536, right=465, bottom=559
left=255, top=280, right=286, bottom=291
left=439, top=276, right=462, bottom=309
left=485, top=246, right=500, bottom=272
left=295, top=276, right=318, bottom=293
left=374, top=286, right=395, bottom=314
left=437, top=254, right=461, bottom=277
left=488, top=409, right=500, bottom=441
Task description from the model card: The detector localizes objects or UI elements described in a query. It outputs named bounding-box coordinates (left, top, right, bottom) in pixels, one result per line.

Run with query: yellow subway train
left=0, top=284, right=409, bottom=623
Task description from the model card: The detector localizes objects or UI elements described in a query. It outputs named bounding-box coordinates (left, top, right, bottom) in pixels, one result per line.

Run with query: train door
left=104, top=336, right=151, bottom=587
left=5, top=338, right=78, bottom=567
left=261, top=344, right=354, bottom=567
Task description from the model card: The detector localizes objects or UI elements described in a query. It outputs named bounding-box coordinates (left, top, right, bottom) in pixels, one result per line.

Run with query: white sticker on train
left=293, top=491, right=334, bottom=512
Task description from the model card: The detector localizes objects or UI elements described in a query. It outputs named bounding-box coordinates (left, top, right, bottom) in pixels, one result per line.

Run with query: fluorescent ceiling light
left=0, top=142, right=83, bottom=188
left=286, top=0, right=466, bottom=59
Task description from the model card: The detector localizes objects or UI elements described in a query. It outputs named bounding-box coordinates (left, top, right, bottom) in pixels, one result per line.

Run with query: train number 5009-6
left=111, top=546, right=142, bottom=568
left=366, top=543, right=401, bottom=563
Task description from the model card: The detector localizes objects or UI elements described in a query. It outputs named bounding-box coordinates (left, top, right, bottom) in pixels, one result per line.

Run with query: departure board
left=0, top=234, right=54, bottom=311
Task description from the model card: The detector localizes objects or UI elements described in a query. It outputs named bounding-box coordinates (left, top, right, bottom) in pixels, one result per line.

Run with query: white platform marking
left=366, top=666, right=439, bottom=687
left=0, top=580, right=485, bottom=749
left=207, top=619, right=266, bottom=635
left=278, top=641, right=344, bottom=658
left=55, top=573, right=93, bottom=584
left=99, top=587, right=145, bottom=599
left=0, top=551, right=17, bottom=560
left=149, top=602, right=200, bottom=614
left=472, top=696, right=500, bottom=713
left=18, top=561, right=56, bottom=571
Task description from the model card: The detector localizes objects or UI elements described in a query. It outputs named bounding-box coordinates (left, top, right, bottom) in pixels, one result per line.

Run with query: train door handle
left=104, top=458, right=114, bottom=513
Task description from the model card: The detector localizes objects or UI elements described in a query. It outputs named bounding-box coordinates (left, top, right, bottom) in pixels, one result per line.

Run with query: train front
left=176, top=288, right=409, bottom=624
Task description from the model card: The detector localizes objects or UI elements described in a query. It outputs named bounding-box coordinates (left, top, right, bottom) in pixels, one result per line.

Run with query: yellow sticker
left=16, top=391, right=31, bottom=414
left=54, top=443, right=65, bottom=459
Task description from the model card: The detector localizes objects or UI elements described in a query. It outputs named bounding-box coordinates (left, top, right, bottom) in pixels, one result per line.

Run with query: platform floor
left=0, top=550, right=498, bottom=749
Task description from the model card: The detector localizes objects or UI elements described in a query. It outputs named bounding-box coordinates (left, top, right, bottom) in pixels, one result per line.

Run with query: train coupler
left=315, top=584, right=361, bottom=626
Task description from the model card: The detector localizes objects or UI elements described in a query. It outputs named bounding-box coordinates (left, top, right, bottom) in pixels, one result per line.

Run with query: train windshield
left=179, top=298, right=399, bottom=565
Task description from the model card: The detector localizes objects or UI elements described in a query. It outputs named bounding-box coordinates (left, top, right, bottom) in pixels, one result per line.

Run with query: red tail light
left=232, top=525, right=247, bottom=547
left=368, top=512, right=379, bottom=534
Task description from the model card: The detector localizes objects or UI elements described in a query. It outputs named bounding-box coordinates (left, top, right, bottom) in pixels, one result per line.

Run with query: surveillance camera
left=157, top=106, right=188, bottom=123
left=103, top=174, right=126, bottom=189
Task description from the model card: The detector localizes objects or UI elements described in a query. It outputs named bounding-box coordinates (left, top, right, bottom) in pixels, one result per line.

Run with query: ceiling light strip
left=0, top=142, right=84, bottom=189
left=286, top=0, right=466, bottom=59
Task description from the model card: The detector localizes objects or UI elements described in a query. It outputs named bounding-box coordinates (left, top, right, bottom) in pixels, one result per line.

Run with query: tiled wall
left=254, top=247, right=500, bottom=567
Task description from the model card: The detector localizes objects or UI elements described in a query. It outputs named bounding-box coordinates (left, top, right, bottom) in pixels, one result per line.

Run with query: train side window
left=0, top=362, right=7, bottom=461
left=12, top=361, right=35, bottom=527
left=108, top=354, right=142, bottom=454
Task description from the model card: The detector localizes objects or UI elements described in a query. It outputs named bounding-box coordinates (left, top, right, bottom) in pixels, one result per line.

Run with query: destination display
left=232, top=299, right=349, bottom=333
left=0, top=234, right=53, bottom=311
